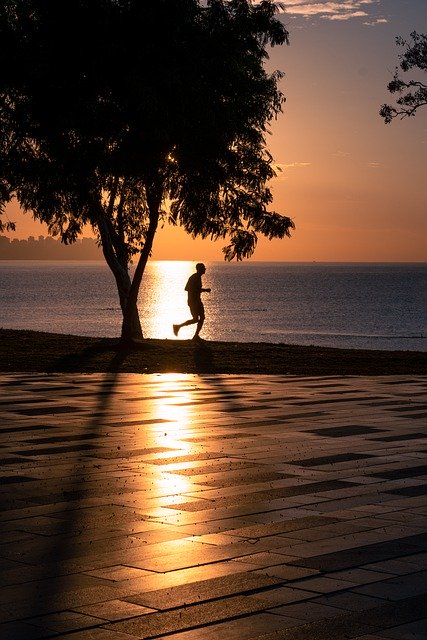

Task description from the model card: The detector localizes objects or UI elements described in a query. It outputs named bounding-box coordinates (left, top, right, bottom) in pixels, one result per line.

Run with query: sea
left=0, top=260, right=426, bottom=352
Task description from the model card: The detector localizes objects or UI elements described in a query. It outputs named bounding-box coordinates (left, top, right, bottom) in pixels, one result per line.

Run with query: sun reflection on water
left=138, top=261, right=191, bottom=339
left=137, top=261, right=213, bottom=340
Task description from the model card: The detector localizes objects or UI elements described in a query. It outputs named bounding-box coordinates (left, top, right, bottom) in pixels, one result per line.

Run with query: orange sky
left=4, top=0, right=427, bottom=262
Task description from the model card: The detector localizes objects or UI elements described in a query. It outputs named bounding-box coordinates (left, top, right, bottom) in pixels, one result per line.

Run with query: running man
left=173, top=263, right=211, bottom=339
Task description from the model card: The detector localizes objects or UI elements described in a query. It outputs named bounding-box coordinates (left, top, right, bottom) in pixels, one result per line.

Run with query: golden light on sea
left=138, top=261, right=214, bottom=340
left=138, top=261, right=192, bottom=340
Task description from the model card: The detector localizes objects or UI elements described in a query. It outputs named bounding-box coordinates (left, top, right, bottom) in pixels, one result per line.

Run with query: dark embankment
left=1, top=329, right=426, bottom=376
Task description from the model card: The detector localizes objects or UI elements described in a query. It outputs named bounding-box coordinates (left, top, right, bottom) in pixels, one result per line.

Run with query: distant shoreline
left=1, top=255, right=426, bottom=265
left=0, top=235, right=102, bottom=260
left=1, top=329, right=426, bottom=376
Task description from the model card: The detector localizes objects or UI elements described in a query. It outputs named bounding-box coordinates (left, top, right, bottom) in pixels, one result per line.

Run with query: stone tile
left=378, top=619, right=427, bottom=639
left=352, top=570, right=427, bottom=600
left=272, top=600, right=346, bottom=622
left=25, top=610, right=106, bottom=632
left=0, top=621, right=53, bottom=640
left=289, top=452, right=375, bottom=467
left=252, top=565, right=319, bottom=581
left=363, top=558, right=427, bottom=575
left=167, top=480, right=356, bottom=512
left=126, top=571, right=281, bottom=610
left=250, top=613, right=377, bottom=639
left=378, top=512, right=427, bottom=527
left=386, top=484, right=427, bottom=497
left=307, top=425, right=384, bottom=437
left=292, top=538, right=424, bottom=571
left=332, top=568, right=397, bottom=585
left=164, top=613, right=304, bottom=639
left=313, top=591, right=393, bottom=612
left=289, top=576, right=356, bottom=594
left=358, top=594, right=427, bottom=628
left=225, top=516, right=338, bottom=540
left=73, top=599, right=156, bottom=621
left=249, top=585, right=317, bottom=606
left=51, top=629, right=139, bottom=639
left=351, top=636, right=391, bottom=640
left=103, top=595, right=275, bottom=637
left=0, top=475, right=37, bottom=484
left=399, top=551, right=427, bottom=567
left=373, top=433, right=426, bottom=442
left=130, top=540, right=282, bottom=572
left=256, top=594, right=427, bottom=639
left=232, top=552, right=297, bottom=568
left=83, top=565, right=152, bottom=582
left=100, top=560, right=257, bottom=595
left=370, top=465, right=427, bottom=480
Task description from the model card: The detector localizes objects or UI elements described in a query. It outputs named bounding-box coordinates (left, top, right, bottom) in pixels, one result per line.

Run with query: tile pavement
left=0, top=372, right=426, bottom=639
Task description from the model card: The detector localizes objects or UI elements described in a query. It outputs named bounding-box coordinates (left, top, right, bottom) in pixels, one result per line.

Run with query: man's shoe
left=173, top=324, right=179, bottom=336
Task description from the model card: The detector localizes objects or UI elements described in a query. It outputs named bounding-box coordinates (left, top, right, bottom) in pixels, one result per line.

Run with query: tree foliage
left=380, top=31, right=427, bottom=123
left=0, top=0, right=293, bottom=341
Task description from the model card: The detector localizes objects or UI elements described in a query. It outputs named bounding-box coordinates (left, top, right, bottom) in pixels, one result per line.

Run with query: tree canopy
left=380, top=31, right=427, bottom=123
left=0, top=0, right=294, bottom=341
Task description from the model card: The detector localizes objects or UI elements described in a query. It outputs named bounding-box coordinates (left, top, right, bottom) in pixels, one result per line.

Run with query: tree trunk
left=118, top=283, right=143, bottom=343
left=96, top=206, right=144, bottom=342
left=120, top=187, right=160, bottom=345
left=94, top=182, right=161, bottom=345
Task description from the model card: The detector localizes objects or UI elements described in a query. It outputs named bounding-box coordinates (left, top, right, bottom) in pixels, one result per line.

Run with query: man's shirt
left=185, top=273, right=202, bottom=302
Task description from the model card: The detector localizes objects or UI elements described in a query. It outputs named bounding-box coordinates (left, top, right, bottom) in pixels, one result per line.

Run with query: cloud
left=280, top=0, right=387, bottom=24
left=332, top=150, right=350, bottom=158
left=275, top=162, right=312, bottom=170
left=363, top=18, right=388, bottom=26
left=273, top=162, right=312, bottom=179
left=324, top=11, right=368, bottom=21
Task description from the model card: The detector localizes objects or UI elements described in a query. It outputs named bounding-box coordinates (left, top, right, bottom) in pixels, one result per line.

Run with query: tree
left=0, top=0, right=294, bottom=343
left=380, top=31, right=427, bottom=123
left=0, top=199, right=15, bottom=233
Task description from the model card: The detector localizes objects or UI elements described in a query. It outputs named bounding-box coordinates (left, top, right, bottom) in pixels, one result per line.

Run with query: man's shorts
left=189, top=299, right=205, bottom=320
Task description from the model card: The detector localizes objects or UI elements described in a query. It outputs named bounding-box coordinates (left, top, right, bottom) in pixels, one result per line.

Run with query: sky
left=4, top=0, right=427, bottom=262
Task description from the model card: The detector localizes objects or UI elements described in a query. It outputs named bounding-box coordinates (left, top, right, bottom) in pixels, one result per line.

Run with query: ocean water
left=0, top=260, right=426, bottom=351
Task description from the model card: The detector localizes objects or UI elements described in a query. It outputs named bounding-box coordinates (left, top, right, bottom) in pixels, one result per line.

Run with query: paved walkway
left=1, top=372, right=426, bottom=640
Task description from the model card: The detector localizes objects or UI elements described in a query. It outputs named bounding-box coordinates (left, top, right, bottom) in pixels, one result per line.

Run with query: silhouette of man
left=173, top=263, right=211, bottom=339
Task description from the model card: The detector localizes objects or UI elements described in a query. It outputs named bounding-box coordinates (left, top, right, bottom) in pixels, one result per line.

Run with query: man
left=173, top=263, right=211, bottom=339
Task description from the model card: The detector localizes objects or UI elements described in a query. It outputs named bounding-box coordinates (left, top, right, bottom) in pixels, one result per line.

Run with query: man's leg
left=193, top=305, right=205, bottom=338
left=173, top=305, right=199, bottom=336
left=174, top=318, right=197, bottom=333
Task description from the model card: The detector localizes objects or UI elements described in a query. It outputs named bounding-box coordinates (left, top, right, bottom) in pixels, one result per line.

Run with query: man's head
left=196, top=263, right=206, bottom=274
